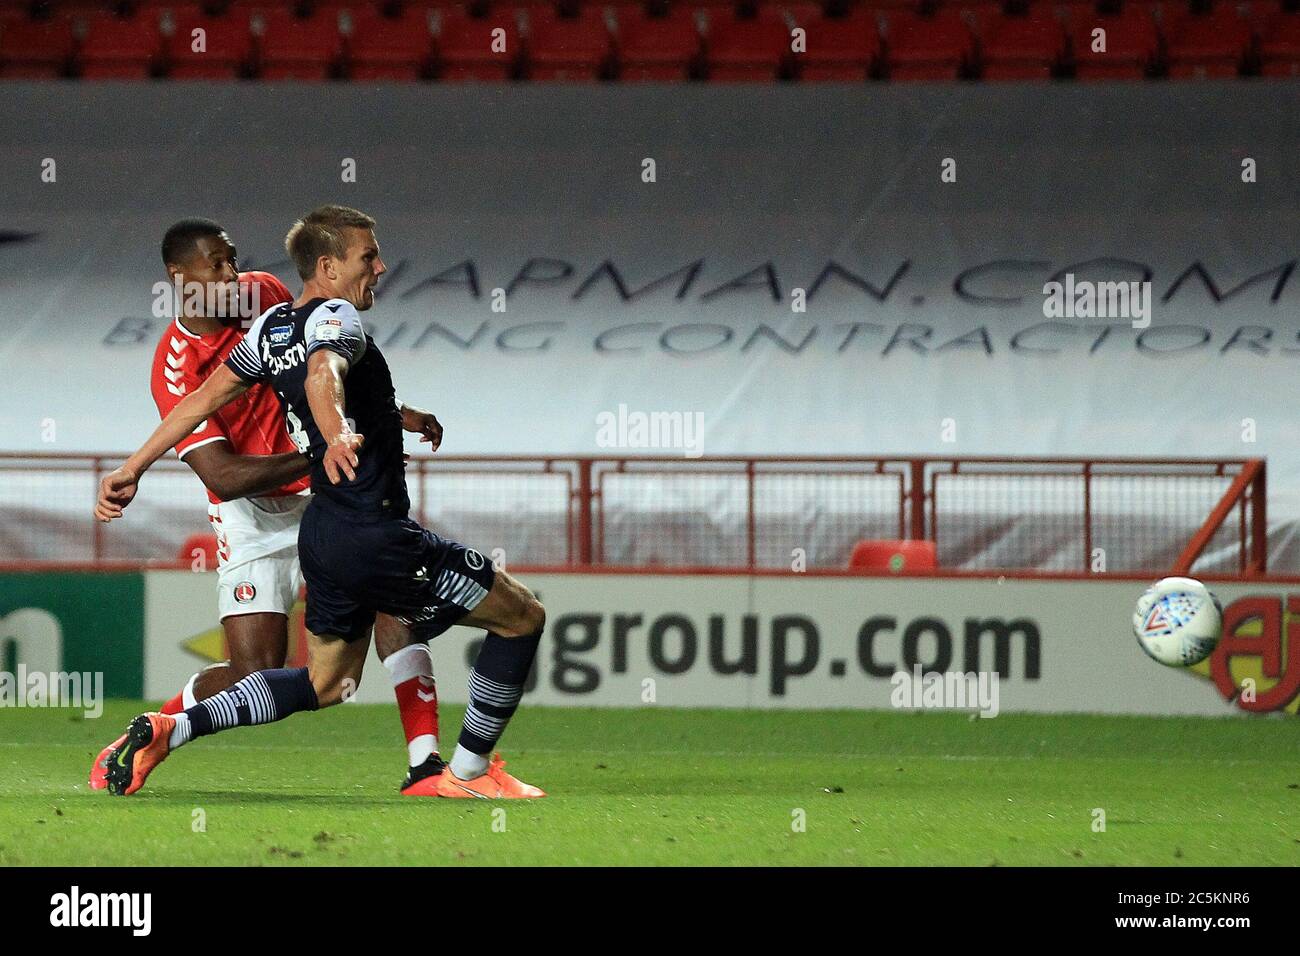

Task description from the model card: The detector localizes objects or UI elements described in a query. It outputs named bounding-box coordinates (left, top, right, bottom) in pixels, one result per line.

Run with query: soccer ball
left=1132, top=576, right=1223, bottom=667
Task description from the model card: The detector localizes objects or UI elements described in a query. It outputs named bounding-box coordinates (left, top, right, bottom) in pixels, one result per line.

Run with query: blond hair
left=285, top=205, right=377, bottom=280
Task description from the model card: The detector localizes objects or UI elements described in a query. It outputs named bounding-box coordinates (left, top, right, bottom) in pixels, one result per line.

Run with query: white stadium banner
left=3, top=83, right=1300, bottom=569
left=143, top=571, right=1300, bottom=716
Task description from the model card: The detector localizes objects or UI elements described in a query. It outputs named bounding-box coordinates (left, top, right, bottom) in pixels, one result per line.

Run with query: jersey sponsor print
left=225, top=298, right=408, bottom=514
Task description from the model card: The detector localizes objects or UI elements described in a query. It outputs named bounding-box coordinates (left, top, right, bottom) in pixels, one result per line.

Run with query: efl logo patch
left=268, top=325, right=294, bottom=346
left=233, top=582, right=256, bottom=604
left=313, top=317, right=344, bottom=341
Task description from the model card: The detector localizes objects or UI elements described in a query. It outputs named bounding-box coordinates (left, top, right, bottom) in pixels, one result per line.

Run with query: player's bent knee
left=524, top=595, right=546, bottom=636
left=499, top=592, right=545, bottom=638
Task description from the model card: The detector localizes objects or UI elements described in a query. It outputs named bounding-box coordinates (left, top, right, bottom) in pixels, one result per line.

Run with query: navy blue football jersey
left=225, top=297, right=409, bottom=514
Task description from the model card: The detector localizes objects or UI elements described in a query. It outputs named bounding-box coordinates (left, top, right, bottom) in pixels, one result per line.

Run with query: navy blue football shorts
left=298, top=497, right=496, bottom=643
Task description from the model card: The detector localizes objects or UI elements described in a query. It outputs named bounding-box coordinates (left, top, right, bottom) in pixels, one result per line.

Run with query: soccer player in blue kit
left=95, top=205, right=545, bottom=799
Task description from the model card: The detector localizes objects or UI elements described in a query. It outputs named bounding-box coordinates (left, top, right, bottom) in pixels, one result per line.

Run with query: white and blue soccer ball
left=1132, top=576, right=1223, bottom=667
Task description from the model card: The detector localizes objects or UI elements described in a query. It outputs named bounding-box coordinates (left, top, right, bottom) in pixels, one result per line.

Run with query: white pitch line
left=0, top=741, right=1270, bottom=765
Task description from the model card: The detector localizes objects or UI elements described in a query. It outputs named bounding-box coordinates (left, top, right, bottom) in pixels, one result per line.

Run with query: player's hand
left=323, top=432, right=364, bottom=485
left=400, top=406, right=443, bottom=452
left=416, top=414, right=442, bottom=451
left=95, top=466, right=139, bottom=522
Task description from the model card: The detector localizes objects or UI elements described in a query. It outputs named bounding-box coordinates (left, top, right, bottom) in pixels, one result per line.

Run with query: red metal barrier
left=0, top=453, right=1268, bottom=577
left=1172, top=458, right=1267, bottom=575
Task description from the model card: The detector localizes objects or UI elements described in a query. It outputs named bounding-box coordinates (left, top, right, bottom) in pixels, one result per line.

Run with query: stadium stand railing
left=0, top=452, right=1267, bottom=577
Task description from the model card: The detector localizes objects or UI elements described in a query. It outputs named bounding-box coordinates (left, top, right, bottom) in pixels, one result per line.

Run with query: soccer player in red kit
left=89, top=219, right=446, bottom=795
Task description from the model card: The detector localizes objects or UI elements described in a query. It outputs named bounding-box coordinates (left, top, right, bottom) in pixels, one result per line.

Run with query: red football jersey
left=149, top=271, right=310, bottom=505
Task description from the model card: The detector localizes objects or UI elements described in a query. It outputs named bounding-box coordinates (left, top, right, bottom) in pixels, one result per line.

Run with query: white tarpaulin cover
left=1, top=83, right=1298, bottom=568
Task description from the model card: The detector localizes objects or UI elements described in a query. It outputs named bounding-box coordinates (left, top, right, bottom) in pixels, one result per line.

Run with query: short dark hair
left=161, top=218, right=226, bottom=267
left=285, top=205, right=376, bottom=280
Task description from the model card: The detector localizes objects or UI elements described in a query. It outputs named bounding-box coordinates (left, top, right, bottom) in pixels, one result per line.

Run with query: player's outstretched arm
left=184, top=442, right=310, bottom=502
left=95, top=365, right=252, bottom=522
left=305, top=349, right=364, bottom=485
left=398, top=401, right=443, bottom=451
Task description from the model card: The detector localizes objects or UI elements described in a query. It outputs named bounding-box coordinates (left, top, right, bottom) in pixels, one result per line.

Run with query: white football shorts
left=208, top=493, right=310, bottom=620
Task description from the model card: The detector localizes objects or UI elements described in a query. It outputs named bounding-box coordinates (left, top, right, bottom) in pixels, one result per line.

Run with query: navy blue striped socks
left=168, top=667, right=319, bottom=749
left=449, top=631, right=541, bottom=779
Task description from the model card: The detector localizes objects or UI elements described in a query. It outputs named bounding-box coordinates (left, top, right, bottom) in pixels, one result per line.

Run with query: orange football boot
left=88, top=732, right=128, bottom=791
left=105, top=713, right=176, bottom=796
left=402, top=775, right=444, bottom=796
left=435, top=753, right=546, bottom=799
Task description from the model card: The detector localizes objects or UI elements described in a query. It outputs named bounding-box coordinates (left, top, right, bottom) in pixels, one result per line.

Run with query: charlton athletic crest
left=233, top=581, right=257, bottom=604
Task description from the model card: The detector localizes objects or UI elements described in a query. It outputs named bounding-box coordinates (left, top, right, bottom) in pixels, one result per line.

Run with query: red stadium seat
left=526, top=7, right=613, bottom=81
left=781, top=3, right=827, bottom=28
left=1164, top=7, right=1253, bottom=78
left=1259, top=10, right=1300, bottom=76
left=703, top=6, right=793, bottom=81
left=79, top=12, right=163, bottom=80
left=615, top=6, right=701, bottom=81
left=164, top=10, right=254, bottom=79
left=436, top=7, right=522, bottom=81
left=0, top=14, right=75, bottom=78
left=253, top=8, right=344, bottom=80
left=848, top=539, right=937, bottom=573
left=0, top=0, right=1285, bottom=84
left=981, top=12, right=1065, bottom=79
left=883, top=9, right=974, bottom=80
left=945, top=0, right=1003, bottom=37
left=796, top=9, right=880, bottom=80
left=346, top=6, right=435, bottom=81
left=1240, top=0, right=1284, bottom=32
left=1070, top=7, right=1159, bottom=80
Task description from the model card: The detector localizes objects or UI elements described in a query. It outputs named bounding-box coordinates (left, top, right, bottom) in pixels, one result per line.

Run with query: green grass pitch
left=0, top=702, right=1296, bottom=866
